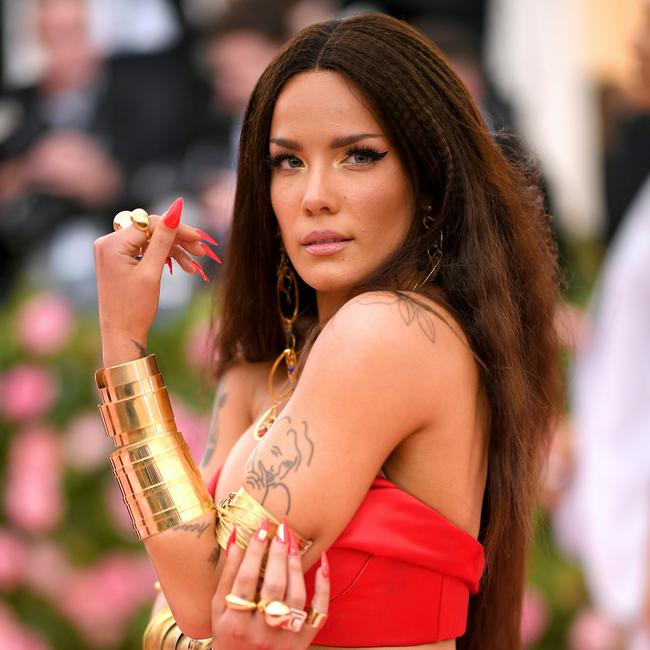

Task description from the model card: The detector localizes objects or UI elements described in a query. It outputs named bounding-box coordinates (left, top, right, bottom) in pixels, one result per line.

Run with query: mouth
left=301, top=231, right=352, bottom=256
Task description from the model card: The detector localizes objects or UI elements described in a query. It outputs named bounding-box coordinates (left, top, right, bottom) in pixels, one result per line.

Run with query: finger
left=285, top=528, right=306, bottom=609
left=102, top=221, right=149, bottom=261
left=140, top=197, right=184, bottom=274
left=229, top=519, right=271, bottom=602
left=310, top=553, right=330, bottom=616
left=212, top=528, right=244, bottom=616
left=170, top=244, right=198, bottom=274
left=259, top=518, right=290, bottom=605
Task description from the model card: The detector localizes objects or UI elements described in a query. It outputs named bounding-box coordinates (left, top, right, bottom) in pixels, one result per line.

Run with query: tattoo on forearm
left=207, top=547, right=221, bottom=566
left=244, top=416, right=314, bottom=515
left=352, top=293, right=437, bottom=343
left=131, top=339, right=148, bottom=357
left=200, top=385, right=228, bottom=469
left=173, top=522, right=211, bottom=538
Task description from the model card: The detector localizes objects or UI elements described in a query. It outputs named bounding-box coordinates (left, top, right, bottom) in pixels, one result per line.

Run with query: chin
left=296, top=266, right=360, bottom=295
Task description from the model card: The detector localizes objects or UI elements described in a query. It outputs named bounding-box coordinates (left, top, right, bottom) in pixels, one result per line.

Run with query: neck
left=316, top=290, right=350, bottom=326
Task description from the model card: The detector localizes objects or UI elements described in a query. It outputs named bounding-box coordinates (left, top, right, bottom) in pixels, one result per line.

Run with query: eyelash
left=266, top=146, right=388, bottom=169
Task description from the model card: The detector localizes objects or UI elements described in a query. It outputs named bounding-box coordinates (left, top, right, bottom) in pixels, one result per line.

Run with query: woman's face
left=269, top=71, right=414, bottom=302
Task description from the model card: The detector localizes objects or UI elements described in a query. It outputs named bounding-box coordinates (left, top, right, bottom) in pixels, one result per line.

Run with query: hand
left=93, top=197, right=217, bottom=365
left=211, top=520, right=330, bottom=649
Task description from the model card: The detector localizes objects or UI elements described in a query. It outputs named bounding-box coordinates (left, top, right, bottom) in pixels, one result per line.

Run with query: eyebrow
left=269, top=133, right=383, bottom=151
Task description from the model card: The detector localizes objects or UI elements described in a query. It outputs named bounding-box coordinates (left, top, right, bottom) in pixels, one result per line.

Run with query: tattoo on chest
left=244, top=416, right=314, bottom=515
left=200, top=385, right=228, bottom=469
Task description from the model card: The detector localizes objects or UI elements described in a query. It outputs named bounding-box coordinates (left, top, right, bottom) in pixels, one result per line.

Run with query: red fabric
left=208, top=471, right=484, bottom=646
left=206, top=467, right=221, bottom=499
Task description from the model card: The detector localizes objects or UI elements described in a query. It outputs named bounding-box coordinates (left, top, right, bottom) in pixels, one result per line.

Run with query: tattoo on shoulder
left=200, top=384, right=228, bottom=469
left=244, top=416, right=314, bottom=515
left=131, top=339, right=148, bottom=358
left=173, top=522, right=211, bottom=538
left=350, top=293, right=437, bottom=343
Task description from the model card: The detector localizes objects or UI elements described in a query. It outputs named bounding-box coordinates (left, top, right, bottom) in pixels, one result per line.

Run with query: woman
left=94, top=13, right=562, bottom=650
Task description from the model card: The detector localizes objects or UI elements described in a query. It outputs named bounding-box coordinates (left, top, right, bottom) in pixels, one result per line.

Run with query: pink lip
left=301, top=230, right=352, bottom=257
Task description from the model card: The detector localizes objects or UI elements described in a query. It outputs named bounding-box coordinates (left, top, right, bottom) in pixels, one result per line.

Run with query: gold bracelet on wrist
left=142, top=607, right=213, bottom=650
left=95, top=354, right=215, bottom=541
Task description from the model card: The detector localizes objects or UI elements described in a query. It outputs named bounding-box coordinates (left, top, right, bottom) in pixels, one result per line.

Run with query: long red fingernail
left=255, top=519, right=269, bottom=542
left=190, top=259, right=209, bottom=283
left=195, top=228, right=219, bottom=246
left=289, top=529, right=299, bottom=556
left=320, top=552, right=329, bottom=578
left=226, top=526, right=237, bottom=556
left=277, top=518, right=288, bottom=544
left=200, top=243, right=222, bottom=264
left=162, top=196, right=183, bottom=228
left=166, top=257, right=173, bottom=275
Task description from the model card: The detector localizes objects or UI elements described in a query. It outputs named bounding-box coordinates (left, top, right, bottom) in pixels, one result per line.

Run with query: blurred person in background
left=556, top=4, right=650, bottom=648
left=0, top=0, right=198, bottom=304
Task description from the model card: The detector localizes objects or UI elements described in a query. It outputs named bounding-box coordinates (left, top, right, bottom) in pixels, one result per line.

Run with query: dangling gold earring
left=253, top=247, right=299, bottom=441
left=413, top=205, right=443, bottom=290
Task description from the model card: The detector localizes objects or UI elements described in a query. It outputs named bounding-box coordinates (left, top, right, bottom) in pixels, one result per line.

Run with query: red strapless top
left=207, top=473, right=484, bottom=647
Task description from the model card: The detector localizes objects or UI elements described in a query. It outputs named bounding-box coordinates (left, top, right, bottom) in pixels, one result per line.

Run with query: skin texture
left=101, top=72, right=487, bottom=648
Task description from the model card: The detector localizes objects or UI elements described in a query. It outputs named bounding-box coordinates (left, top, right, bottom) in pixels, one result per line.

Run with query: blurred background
left=0, top=0, right=648, bottom=648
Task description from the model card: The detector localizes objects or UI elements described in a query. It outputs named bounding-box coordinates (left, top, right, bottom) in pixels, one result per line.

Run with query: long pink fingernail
left=289, top=529, right=299, bottom=556
left=200, top=243, right=222, bottom=264
left=195, top=228, right=219, bottom=246
left=162, top=196, right=183, bottom=228
left=190, top=260, right=210, bottom=283
left=226, top=526, right=237, bottom=556
left=277, top=518, right=288, bottom=544
left=166, top=257, right=173, bottom=275
left=255, top=519, right=270, bottom=542
left=320, top=552, right=329, bottom=578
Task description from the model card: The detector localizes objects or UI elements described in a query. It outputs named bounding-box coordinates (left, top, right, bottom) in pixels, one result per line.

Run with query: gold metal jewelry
left=306, top=607, right=328, bottom=629
left=283, top=608, right=308, bottom=633
left=142, top=607, right=213, bottom=649
left=422, top=203, right=435, bottom=230
left=113, top=208, right=152, bottom=240
left=262, top=600, right=292, bottom=628
left=254, top=247, right=300, bottom=440
left=224, top=593, right=258, bottom=612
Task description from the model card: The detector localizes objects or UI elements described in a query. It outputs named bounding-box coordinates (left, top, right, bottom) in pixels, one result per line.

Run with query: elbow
left=170, top=603, right=213, bottom=640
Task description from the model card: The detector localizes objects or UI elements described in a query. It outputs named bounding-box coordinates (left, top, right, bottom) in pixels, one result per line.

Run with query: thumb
left=141, top=197, right=183, bottom=273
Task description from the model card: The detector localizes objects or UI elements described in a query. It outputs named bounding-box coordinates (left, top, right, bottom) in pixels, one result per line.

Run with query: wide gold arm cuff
left=215, top=488, right=313, bottom=556
left=95, top=354, right=215, bottom=540
left=142, top=607, right=212, bottom=650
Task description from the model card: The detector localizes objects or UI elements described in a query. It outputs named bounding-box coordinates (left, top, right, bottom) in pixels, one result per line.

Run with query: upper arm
left=239, top=292, right=466, bottom=566
left=198, top=362, right=257, bottom=483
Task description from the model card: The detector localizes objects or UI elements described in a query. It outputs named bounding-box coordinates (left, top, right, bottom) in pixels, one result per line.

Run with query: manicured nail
left=320, top=552, right=329, bottom=578
left=200, top=243, right=222, bottom=264
left=277, top=518, right=289, bottom=544
left=162, top=196, right=183, bottom=228
left=226, top=526, right=237, bottom=556
left=166, top=257, right=173, bottom=275
left=256, top=519, right=270, bottom=542
left=190, top=259, right=210, bottom=283
left=289, top=529, right=299, bottom=556
left=195, top=228, right=219, bottom=246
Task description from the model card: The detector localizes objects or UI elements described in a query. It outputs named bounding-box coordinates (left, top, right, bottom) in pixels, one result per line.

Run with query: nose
left=300, top=165, right=338, bottom=216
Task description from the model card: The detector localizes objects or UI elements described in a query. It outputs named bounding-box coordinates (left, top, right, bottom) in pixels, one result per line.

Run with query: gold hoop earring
left=413, top=227, right=443, bottom=290
left=253, top=247, right=299, bottom=440
left=422, top=204, right=435, bottom=230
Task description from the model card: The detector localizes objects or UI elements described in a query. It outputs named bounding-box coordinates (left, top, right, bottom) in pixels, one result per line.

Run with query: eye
left=267, top=152, right=304, bottom=170
left=342, top=146, right=388, bottom=166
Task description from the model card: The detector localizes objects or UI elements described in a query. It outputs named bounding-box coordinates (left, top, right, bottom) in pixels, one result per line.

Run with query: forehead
left=270, top=71, right=382, bottom=138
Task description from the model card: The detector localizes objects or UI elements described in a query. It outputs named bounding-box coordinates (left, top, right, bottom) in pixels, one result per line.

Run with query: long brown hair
left=215, top=13, right=562, bottom=649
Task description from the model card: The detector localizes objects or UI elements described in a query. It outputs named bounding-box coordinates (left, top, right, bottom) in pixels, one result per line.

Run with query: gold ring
left=224, top=593, right=257, bottom=612
left=113, top=208, right=152, bottom=240
left=261, top=600, right=291, bottom=628
left=306, top=607, right=328, bottom=629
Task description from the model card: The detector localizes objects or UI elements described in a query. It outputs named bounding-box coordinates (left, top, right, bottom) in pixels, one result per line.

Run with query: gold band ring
left=113, top=208, right=153, bottom=241
left=224, top=593, right=257, bottom=612
left=261, top=600, right=292, bottom=628
left=306, top=607, right=328, bottom=629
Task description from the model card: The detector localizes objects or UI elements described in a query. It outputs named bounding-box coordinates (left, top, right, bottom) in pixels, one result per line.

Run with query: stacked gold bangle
left=95, top=355, right=215, bottom=540
left=142, top=607, right=213, bottom=649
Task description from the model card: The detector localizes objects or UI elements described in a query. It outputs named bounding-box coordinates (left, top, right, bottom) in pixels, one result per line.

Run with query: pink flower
left=520, top=586, right=549, bottom=647
left=58, top=553, right=156, bottom=647
left=105, top=480, right=136, bottom=538
left=15, top=293, right=75, bottom=355
left=5, top=426, right=64, bottom=534
left=0, top=603, right=51, bottom=650
left=0, top=528, right=28, bottom=590
left=23, top=541, right=71, bottom=600
left=0, top=365, right=58, bottom=422
left=170, top=395, right=210, bottom=462
left=184, top=322, right=218, bottom=370
left=63, top=412, right=110, bottom=471
left=568, top=608, right=620, bottom=650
